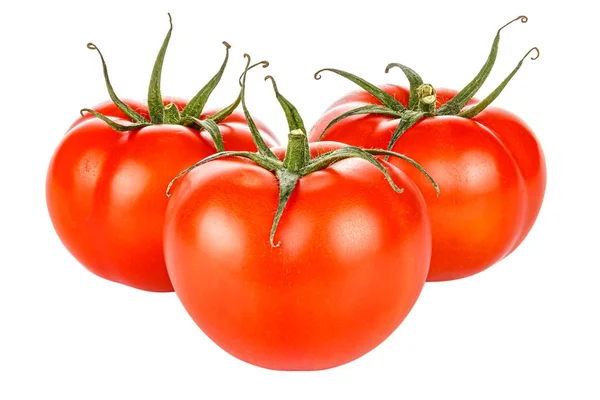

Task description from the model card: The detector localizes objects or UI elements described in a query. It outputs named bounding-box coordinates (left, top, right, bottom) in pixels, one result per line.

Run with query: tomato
left=46, top=18, right=277, bottom=292
left=163, top=64, right=433, bottom=370
left=310, top=17, right=546, bottom=281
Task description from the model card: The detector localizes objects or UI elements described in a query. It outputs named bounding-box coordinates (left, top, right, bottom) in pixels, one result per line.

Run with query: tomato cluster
left=46, top=15, right=545, bottom=370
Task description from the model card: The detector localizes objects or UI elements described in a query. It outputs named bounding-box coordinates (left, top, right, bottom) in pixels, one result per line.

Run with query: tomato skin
left=309, top=85, right=546, bottom=281
left=46, top=100, right=277, bottom=292
left=472, top=107, right=546, bottom=255
left=163, top=141, right=431, bottom=370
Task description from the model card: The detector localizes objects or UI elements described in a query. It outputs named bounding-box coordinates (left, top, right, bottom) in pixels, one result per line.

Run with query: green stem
left=163, top=103, right=180, bottom=124
left=147, top=13, right=173, bottom=124
left=458, top=47, right=539, bottom=119
left=283, top=130, right=310, bottom=172
left=417, top=84, right=436, bottom=113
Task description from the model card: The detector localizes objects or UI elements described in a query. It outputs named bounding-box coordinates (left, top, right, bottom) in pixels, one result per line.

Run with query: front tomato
left=46, top=18, right=277, bottom=292
left=163, top=65, right=434, bottom=370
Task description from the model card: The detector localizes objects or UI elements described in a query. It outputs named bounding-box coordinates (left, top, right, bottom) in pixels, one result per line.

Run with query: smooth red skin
left=309, top=85, right=546, bottom=281
left=47, top=99, right=277, bottom=292
left=164, top=141, right=431, bottom=370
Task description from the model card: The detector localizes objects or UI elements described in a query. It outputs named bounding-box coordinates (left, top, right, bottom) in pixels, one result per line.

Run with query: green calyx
left=315, top=15, right=539, bottom=153
left=80, top=13, right=239, bottom=153
left=167, top=55, right=439, bottom=248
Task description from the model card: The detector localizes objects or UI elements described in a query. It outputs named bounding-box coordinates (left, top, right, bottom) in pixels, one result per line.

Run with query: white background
left=1, top=0, right=598, bottom=399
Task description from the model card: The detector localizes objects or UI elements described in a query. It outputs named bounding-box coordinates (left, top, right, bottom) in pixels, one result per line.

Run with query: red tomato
left=163, top=67, right=433, bottom=370
left=310, top=20, right=545, bottom=281
left=47, top=100, right=277, bottom=292
left=311, top=86, right=545, bottom=281
left=164, top=140, right=430, bottom=370
left=46, top=17, right=277, bottom=292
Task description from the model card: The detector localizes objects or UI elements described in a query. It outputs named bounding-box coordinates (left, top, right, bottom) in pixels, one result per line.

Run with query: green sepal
left=147, top=13, right=173, bottom=124
left=80, top=108, right=152, bottom=132
left=265, top=76, right=306, bottom=134
left=166, top=150, right=283, bottom=197
left=179, top=116, right=225, bottom=152
left=270, top=170, right=300, bottom=248
left=167, top=56, right=438, bottom=250
left=458, top=47, right=539, bottom=119
left=86, top=43, right=147, bottom=123
left=315, top=104, right=402, bottom=141
left=180, top=42, right=231, bottom=119
left=366, top=149, right=440, bottom=196
left=208, top=93, right=241, bottom=124
left=239, top=55, right=276, bottom=159
left=314, top=68, right=405, bottom=112
left=437, top=15, right=529, bottom=116
left=387, top=111, right=428, bottom=153
left=163, top=103, right=181, bottom=124
left=302, top=146, right=403, bottom=193
left=385, top=62, right=424, bottom=110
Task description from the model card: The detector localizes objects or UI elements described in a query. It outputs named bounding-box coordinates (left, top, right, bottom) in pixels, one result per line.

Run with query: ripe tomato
left=46, top=18, right=277, bottom=292
left=163, top=64, right=433, bottom=370
left=310, top=17, right=546, bottom=281
left=48, top=103, right=276, bottom=292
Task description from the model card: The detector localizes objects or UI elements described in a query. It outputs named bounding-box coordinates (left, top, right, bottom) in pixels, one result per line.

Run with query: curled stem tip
left=500, top=15, right=528, bottom=31
left=437, top=14, right=530, bottom=116
left=264, top=75, right=280, bottom=95
left=314, top=69, right=325, bottom=80
left=238, top=55, right=269, bottom=86
left=223, top=41, right=231, bottom=49
left=525, top=47, right=540, bottom=60
left=85, top=40, right=146, bottom=123
left=457, top=46, right=540, bottom=119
